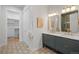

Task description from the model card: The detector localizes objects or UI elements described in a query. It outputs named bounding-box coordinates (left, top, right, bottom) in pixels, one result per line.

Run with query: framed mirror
left=61, top=10, right=78, bottom=33
left=48, top=15, right=60, bottom=32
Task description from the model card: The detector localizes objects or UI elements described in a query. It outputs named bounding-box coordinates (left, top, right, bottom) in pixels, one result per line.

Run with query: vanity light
left=62, top=8, right=66, bottom=13
left=71, top=6, right=76, bottom=11
left=66, top=7, right=70, bottom=12
left=62, top=6, right=76, bottom=13
left=48, top=13, right=58, bottom=17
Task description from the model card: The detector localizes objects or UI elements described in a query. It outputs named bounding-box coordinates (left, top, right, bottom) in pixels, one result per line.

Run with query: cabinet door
left=42, top=34, right=56, bottom=49
left=48, top=35, right=56, bottom=49
left=55, top=37, right=66, bottom=53
left=62, top=38, right=74, bottom=54
left=55, top=37, right=72, bottom=53
left=47, top=34, right=56, bottom=48
left=69, top=39, right=79, bottom=53
left=56, top=37, right=79, bottom=54
left=46, top=35, right=56, bottom=48
left=42, top=34, right=48, bottom=44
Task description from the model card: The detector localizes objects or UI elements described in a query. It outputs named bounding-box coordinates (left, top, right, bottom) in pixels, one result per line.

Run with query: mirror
left=48, top=15, right=60, bottom=32
left=48, top=10, right=79, bottom=33
left=61, top=10, right=78, bottom=33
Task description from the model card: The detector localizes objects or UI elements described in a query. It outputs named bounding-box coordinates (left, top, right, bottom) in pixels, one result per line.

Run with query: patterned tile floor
left=0, top=37, right=56, bottom=54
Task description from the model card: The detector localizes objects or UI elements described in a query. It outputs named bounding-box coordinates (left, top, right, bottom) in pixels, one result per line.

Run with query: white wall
left=0, top=6, right=7, bottom=47
left=22, top=5, right=48, bottom=50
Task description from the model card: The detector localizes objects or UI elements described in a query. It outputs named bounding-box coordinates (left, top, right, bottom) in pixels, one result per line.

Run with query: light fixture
left=66, top=7, right=70, bottom=12
left=62, top=8, right=66, bottom=13
left=71, top=6, right=76, bottom=11
left=48, top=13, right=58, bottom=17
left=62, top=6, right=77, bottom=13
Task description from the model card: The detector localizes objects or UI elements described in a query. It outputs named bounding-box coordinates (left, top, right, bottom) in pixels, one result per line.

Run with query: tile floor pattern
left=0, top=37, right=56, bottom=54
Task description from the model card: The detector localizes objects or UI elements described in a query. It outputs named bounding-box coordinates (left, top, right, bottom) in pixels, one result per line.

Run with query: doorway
left=6, top=8, right=20, bottom=43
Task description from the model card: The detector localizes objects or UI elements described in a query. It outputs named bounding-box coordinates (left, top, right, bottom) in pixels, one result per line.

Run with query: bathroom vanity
left=42, top=32, right=79, bottom=54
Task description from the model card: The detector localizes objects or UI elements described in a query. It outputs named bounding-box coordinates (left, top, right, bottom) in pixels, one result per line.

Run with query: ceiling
left=5, top=5, right=25, bottom=10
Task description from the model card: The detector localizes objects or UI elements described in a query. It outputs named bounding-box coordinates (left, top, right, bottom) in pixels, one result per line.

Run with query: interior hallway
left=0, top=38, right=56, bottom=54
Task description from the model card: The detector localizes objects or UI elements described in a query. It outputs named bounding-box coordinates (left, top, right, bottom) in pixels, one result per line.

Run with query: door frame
left=5, top=7, right=22, bottom=42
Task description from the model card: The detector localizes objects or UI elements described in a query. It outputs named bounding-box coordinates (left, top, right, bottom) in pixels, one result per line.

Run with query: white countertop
left=43, top=32, right=79, bottom=40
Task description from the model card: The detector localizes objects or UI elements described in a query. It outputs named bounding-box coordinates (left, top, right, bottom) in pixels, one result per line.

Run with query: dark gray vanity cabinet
left=42, top=34, right=56, bottom=49
left=55, top=37, right=69, bottom=53
left=42, top=33, right=79, bottom=54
